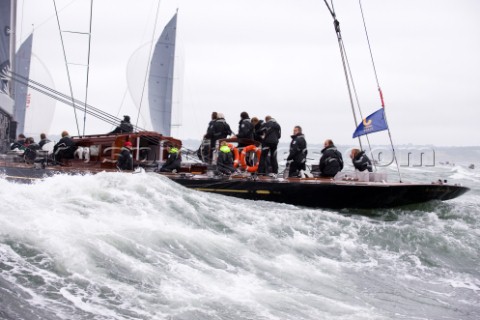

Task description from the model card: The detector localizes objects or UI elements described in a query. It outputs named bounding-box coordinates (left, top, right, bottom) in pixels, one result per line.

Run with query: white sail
left=148, top=13, right=177, bottom=136
left=126, top=43, right=151, bottom=129
left=13, top=33, right=32, bottom=135
left=22, top=53, right=56, bottom=138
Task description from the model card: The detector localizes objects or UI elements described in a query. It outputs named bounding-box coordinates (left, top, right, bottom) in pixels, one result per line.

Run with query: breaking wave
left=1, top=172, right=479, bottom=319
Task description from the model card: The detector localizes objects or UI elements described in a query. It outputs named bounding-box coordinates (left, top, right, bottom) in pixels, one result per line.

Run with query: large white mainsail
left=22, top=53, right=56, bottom=138
left=148, top=13, right=177, bottom=136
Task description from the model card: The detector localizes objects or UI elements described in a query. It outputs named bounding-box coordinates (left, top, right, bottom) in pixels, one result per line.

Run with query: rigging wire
left=52, top=0, right=80, bottom=137
left=323, top=0, right=363, bottom=150
left=82, top=0, right=94, bottom=137
left=335, top=26, right=376, bottom=169
left=8, top=72, right=136, bottom=129
left=134, top=0, right=162, bottom=130
left=7, top=72, right=200, bottom=155
left=358, top=0, right=402, bottom=182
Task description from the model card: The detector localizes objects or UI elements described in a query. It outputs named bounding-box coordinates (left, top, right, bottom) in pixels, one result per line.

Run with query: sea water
left=0, top=166, right=479, bottom=319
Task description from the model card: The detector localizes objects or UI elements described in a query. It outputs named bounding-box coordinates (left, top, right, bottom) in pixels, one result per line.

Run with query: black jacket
left=110, top=120, right=133, bottom=134
left=212, top=119, right=233, bottom=140
left=352, top=151, right=373, bottom=172
left=38, top=139, right=51, bottom=148
left=320, top=146, right=344, bottom=177
left=217, top=150, right=235, bottom=174
left=117, top=147, right=133, bottom=170
left=161, top=151, right=181, bottom=171
left=205, top=120, right=216, bottom=139
left=237, top=118, right=254, bottom=140
left=261, top=119, right=281, bottom=144
left=287, top=133, right=307, bottom=169
left=54, top=136, right=76, bottom=158
left=253, top=120, right=264, bottom=142
left=10, top=139, right=26, bottom=150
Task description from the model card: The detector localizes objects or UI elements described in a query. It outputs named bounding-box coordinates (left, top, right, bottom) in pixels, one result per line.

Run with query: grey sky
left=15, top=0, right=480, bottom=146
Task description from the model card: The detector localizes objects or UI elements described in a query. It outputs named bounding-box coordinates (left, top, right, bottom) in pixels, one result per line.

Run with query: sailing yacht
left=0, top=6, right=470, bottom=210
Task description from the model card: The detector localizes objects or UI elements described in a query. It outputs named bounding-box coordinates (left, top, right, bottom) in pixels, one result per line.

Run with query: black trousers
left=258, top=142, right=278, bottom=174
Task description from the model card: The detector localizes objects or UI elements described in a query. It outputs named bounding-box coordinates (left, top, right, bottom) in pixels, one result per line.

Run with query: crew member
left=258, top=115, right=281, bottom=177
left=54, top=131, right=77, bottom=165
left=251, top=117, right=265, bottom=143
left=159, top=144, right=181, bottom=172
left=350, top=148, right=373, bottom=172
left=286, top=126, right=307, bottom=177
left=233, top=111, right=254, bottom=147
left=110, top=115, right=134, bottom=134
left=38, top=133, right=51, bottom=148
left=216, top=141, right=236, bottom=175
left=10, top=133, right=26, bottom=150
left=117, top=141, right=133, bottom=170
left=211, top=113, right=233, bottom=149
left=201, top=111, right=218, bottom=163
left=319, top=139, right=343, bottom=177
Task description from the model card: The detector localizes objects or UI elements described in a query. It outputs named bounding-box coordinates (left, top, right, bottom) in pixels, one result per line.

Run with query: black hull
left=169, top=176, right=469, bottom=209
left=1, top=165, right=470, bottom=209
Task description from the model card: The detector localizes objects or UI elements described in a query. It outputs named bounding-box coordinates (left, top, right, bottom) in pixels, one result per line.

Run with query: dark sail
left=0, top=0, right=11, bottom=96
left=0, top=0, right=13, bottom=152
left=13, top=33, right=33, bottom=135
left=148, top=13, right=177, bottom=136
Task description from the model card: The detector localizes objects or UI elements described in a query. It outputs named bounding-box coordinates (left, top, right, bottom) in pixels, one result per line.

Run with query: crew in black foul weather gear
left=211, top=113, right=233, bottom=149
left=54, top=131, right=77, bottom=165
left=217, top=141, right=236, bottom=175
left=38, top=133, right=51, bottom=148
left=10, top=133, right=26, bottom=150
left=350, top=148, right=373, bottom=172
left=235, top=111, right=254, bottom=147
left=319, top=139, right=343, bottom=177
left=287, top=126, right=307, bottom=177
left=117, top=141, right=133, bottom=170
left=200, top=111, right=218, bottom=163
left=258, top=116, right=281, bottom=175
left=109, top=115, right=134, bottom=134
left=160, top=144, right=182, bottom=172
left=251, top=117, right=264, bottom=143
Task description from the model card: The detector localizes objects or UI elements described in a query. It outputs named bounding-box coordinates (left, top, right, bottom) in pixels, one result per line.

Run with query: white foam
left=0, top=171, right=478, bottom=319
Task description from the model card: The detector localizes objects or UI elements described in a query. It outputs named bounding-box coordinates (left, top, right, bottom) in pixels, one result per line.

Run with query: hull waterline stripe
left=194, top=188, right=249, bottom=194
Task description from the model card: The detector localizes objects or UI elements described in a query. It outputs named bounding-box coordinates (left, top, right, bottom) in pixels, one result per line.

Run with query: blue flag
left=352, top=108, right=388, bottom=138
